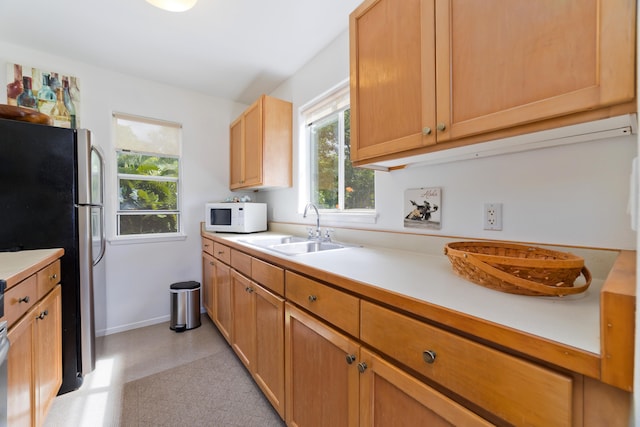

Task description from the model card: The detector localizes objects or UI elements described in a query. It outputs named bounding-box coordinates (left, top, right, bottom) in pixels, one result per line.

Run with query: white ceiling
left=0, top=0, right=363, bottom=105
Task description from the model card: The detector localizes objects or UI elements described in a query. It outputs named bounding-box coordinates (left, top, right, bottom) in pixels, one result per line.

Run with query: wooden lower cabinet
left=8, top=307, right=34, bottom=427
left=360, top=300, right=572, bottom=426
left=8, top=285, right=62, bottom=427
left=231, top=271, right=255, bottom=369
left=212, top=259, right=232, bottom=343
left=231, top=270, right=285, bottom=418
left=285, top=303, right=360, bottom=427
left=285, top=302, right=494, bottom=427
left=359, top=348, right=493, bottom=427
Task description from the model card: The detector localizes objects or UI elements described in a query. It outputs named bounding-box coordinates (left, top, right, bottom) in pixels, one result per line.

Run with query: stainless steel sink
left=238, top=235, right=350, bottom=256
left=238, top=235, right=308, bottom=248
left=269, top=240, right=345, bottom=256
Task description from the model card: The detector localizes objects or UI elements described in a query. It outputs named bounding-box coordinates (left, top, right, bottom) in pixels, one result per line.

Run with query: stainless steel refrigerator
left=0, top=117, right=104, bottom=394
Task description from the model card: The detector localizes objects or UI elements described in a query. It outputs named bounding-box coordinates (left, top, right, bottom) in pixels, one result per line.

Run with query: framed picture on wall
left=404, top=187, right=442, bottom=230
left=6, top=63, right=81, bottom=129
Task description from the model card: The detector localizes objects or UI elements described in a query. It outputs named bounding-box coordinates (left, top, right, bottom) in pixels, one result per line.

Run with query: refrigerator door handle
left=94, top=206, right=106, bottom=266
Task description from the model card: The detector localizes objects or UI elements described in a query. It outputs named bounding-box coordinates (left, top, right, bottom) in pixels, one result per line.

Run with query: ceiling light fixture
left=145, top=0, right=197, bottom=12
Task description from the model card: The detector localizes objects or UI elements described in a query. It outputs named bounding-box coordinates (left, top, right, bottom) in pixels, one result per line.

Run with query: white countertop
left=0, top=248, right=63, bottom=288
left=222, top=233, right=602, bottom=355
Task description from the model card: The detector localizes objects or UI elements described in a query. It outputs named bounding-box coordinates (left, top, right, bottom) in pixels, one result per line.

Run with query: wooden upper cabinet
left=350, top=0, right=436, bottom=162
left=229, top=95, right=292, bottom=190
left=229, top=117, right=243, bottom=189
left=349, top=0, right=636, bottom=167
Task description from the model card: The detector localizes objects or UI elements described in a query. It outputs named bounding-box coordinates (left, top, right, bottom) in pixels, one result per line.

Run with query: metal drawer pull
left=308, top=295, right=317, bottom=302
left=423, top=350, right=437, bottom=364
left=436, top=122, right=446, bottom=132
left=422, top=127, right=432, bottom=135
left=50, top=273, right=57, bottom=280
left=357, top=362, right=368, bottom=373
left=37, top=310, right=49, bottom=320
left=245, top=287, right=254, bottom=293
left=345, top=354, right=356, bottom=365
left=18, top=296, right=30, bottom=304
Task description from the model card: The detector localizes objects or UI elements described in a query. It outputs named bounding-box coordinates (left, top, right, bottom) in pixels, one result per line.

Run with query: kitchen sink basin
left=269, top=240, right=346, bottom=255
left=238, top=235, right=351, bottom=256
left=238, top=235, right=308, bottom=248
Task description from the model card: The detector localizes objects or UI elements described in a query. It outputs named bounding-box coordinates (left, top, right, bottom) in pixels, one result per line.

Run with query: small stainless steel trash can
left=170, top=281, right=201, bottom=332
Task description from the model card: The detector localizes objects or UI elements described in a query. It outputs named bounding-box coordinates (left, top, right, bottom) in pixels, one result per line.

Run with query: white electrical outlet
left=484, top=203, right=503, bottom=230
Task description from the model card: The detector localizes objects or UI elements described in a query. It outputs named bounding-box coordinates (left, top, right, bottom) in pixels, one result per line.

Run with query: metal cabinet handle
left=423, top=350, right=437, bottom=364
left=422, top=127, right=432, bottom=135
left=37, top=310, right=49, bottom=320
left=357, top=362, right=368, bottom=373
left=204, top=244, right=210, bottom=247
left=436, top=123, right=446, bottom=132
left=217, top=251, right=225, bottom=255
left=245, top=287, right=254, bottom=293
left=346, top=354, right=356, bottom=365
left=50, top=273, right=57, bottom=280
left=209, top=261, right=214, bottom=266
left=18, top=296, right=30, bottom=304
left=308, top=295, right=317, bottom=302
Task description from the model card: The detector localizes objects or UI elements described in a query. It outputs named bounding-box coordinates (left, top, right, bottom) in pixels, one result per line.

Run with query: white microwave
left=204, top=202, right=267, bottom=233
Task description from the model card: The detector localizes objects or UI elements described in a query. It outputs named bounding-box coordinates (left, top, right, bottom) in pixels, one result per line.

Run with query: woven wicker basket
left=444, top=241, right=591, bottom=296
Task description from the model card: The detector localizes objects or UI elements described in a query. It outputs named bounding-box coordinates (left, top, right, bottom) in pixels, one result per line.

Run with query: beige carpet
left=120, top=348, right=285, bottom=426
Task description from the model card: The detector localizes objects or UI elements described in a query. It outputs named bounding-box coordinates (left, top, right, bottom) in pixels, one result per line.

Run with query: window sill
left=109, top=233, right=187, bottom=245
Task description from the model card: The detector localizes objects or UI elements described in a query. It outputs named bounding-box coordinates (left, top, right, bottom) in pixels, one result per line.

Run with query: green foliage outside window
left=117, top=152, right=179, bottom=235
left=311, top=109, right=374, bottom=210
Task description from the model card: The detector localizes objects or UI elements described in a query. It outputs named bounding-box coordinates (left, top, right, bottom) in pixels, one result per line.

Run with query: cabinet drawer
left=36, top=260, right=61, bottom=299
left=201, top=238, right=214, bottom=256
left=252, top=258, right=284, bottom=296
left=231, top=249, right=252, bottom=277
left=5, top=275, right=37, bottom=328
left=213, top=242, right=231, bottom=264
left=361, top=301, right=572, bottom=427
left=285, top=271, right=359, bottom=337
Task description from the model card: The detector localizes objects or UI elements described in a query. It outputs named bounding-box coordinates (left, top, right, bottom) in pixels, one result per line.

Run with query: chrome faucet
left=303, top=203, right=320, bottom=240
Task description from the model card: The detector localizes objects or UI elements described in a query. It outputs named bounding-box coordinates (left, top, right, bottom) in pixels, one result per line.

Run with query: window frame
left=112, top=112, right=186, bottom=243
left=300, top=81, right=376, bottom=222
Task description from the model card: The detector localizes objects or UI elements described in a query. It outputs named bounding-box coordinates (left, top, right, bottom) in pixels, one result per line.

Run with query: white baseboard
left=96, top=307, right=208, bottom=336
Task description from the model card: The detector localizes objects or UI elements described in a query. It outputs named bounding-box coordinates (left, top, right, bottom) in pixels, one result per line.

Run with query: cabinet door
left=242, top=98, right=263, bottom=187
left=359, top=348, right=493, bottom=427
left=8, top=311, right=34, bottom=427
left=253, top=284, right=285, bottom=418
left=350, top=0, right=436, bottom=162
left=202, top=252, right=215, bottom=319
left=34, top=285, right=62, bottom=427
left=229, top=116, right=244, bottom=189
left=230, top=270, right=256, bottom=370
left=285, top=303, right=359, bottom=427
left=436, top=0, right=636, bottom=142
left=213, top=260, right=232, bottom=343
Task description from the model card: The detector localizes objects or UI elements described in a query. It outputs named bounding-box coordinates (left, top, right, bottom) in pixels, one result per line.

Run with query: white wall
left=0, top=41, right=246, bottom=335
left=267, top=30, right=637, bottom=251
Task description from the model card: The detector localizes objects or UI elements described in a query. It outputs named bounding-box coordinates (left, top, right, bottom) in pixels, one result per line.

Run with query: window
left=113, top=113, right=182, bottom=237
left=304, top=85, right=374, bottom=211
